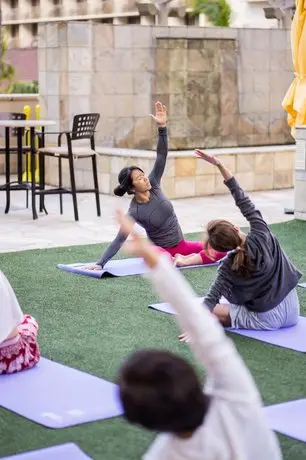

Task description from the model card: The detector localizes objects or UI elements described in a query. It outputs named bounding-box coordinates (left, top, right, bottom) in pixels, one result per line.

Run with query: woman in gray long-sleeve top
left=180, top=149, right=301, bottom=341
left=90, top=102, right=226, bottom=270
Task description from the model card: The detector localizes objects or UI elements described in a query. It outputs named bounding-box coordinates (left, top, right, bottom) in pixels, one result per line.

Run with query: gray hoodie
left=98, top=127, right=184, bottom=267
left=204, top=177, right=302, bottom=313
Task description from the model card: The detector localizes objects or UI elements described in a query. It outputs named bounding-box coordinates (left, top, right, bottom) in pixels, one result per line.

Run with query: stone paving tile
left=0, top=179, right=294, bottom=253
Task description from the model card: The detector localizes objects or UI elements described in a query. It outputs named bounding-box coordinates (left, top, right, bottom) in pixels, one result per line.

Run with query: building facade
left=2, top=0, right=289, bottom=48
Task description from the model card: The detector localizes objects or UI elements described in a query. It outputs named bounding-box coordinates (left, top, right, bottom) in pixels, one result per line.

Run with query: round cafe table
left=0, top=119, right=55, bottom=219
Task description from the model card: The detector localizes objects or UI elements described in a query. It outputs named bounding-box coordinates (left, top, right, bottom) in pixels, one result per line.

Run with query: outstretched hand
left=150, top=101, right=167, bottom=127
left=87, top=264, right=102, bottom=271
left=195, top=149, right=233, bottom=182
left=195, top=149, right=221, bottom=166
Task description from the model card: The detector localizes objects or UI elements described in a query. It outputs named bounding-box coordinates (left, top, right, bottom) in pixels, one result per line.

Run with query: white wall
left=229, top=0, right=279, bottom=28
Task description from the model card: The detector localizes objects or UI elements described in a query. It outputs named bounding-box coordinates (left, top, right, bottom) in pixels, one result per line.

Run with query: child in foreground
left=115, top=210, right=282, bottom=460
left=0, top=271, right=40, bottom=374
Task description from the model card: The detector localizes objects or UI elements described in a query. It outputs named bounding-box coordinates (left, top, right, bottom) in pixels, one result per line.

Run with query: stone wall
left=154, top=37, right=238, bottom=149
left=44, top=145, right=295, bottom=199
left=38, top=23, right=294, bottom=151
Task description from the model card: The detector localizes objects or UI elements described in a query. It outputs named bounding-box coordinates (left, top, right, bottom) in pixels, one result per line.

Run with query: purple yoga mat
left=0, top=358, right=123, bottom=428
left=298, top=282, right=306, bottom=289
left=1, top=443, right=92, bottom=459
left=57, top=257, right=220, bottom=279
left=229, top=318, right=306, bottom=352
left=148, top=300, right=306, bottom=352
left=149, top=299, right=204, bottom=315
left=264, top=399, right=306, bottom=443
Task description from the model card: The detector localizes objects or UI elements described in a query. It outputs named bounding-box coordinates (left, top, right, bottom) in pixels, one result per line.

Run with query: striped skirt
left=227, top=288, right=300, bottom=330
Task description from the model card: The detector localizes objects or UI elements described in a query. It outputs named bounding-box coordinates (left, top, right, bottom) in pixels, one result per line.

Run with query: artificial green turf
left=0, top=220, right=306, bottom=459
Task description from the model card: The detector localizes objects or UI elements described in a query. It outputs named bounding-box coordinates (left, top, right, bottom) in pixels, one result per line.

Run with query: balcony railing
left=91, top=0, right=138, bottom=15
left=9, top=37, right=20, bottom=48
left=51, top=5, right=63, bottom=17
left=32, top=5, right=41, bottom=18
left=76, top=0, right=89, bottom=16
left=120, top=0, right=138, bottom=13
left=3, top=8, right=19, bottom=21
left=5, top=5, right=41, bottom=21
left=91, top=1, right=114, bottom=15
left=102, top=0, right=115, bottom=13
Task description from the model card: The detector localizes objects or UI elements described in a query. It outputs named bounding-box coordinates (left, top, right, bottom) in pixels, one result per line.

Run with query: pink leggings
left=156, top=240, right=226, bottom=265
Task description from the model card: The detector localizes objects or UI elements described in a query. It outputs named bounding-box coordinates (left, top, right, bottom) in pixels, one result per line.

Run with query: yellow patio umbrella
left=282, top=0, right=306, bottom=137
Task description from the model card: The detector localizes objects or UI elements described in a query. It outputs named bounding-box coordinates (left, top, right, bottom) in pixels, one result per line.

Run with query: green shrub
left=11, top=80, right=39, bottom=94
left=191, top=0, right=232, bottom=27
left=0, top=31, right=15, bottom=93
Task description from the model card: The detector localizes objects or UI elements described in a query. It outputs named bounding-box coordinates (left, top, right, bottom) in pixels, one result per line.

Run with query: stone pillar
left=198, top=13, right=212, bottom=27
left=113, top=17, right=128, bottom=25
left=168, top=17, right=184, bottom=26
left=91, top=24, right=154, bottom=149
left=61, top=0, right=75, bottom=16
left=19, top=1, right=32, bottom=19
left=19, top=24, right=33, bottom=48
left=157, top=4, right=169, bottom=25
left=1, top=1, right=9, bottom=19
left=294, top=126, right=306, bottom=220
left=140, top=15, right=156, bottom=25
left=38, top=22, right=93, bottom=135
left=40, top=0, right=53, bottom=16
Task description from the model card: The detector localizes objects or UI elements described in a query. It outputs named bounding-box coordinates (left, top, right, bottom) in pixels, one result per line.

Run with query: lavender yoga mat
left=148, top=300, right=306, bottom=352
left=264, top=399, right=306, bottom=443
left=1, top=443, right=92, bottom=459
left=298, top=282, right=306, bottom=288
left=57, top=257, right=220, bottom=279
left=0, top=358, right=123, bottom=428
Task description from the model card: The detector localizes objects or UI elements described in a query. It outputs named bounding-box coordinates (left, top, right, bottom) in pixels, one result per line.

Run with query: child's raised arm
left=116, top=210, right=261, bottom=403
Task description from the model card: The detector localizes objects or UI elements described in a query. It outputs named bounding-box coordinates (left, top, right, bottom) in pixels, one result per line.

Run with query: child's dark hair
left=117, top=349, right=209, bottom=435
left=113, top=166, right=144, bottom=197
left=206, top=219, right=254, bottom=278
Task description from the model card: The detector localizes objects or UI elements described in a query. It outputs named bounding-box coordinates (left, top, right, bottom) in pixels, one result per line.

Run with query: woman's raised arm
left=195, top=149, right=269, bottom=234
left=148, top=102, right=168, bottom=186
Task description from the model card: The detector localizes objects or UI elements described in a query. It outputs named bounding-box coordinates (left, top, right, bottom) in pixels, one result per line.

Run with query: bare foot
left=86, top=264, right=102, bottom=271
left=173, top=255, right=185, bottom=267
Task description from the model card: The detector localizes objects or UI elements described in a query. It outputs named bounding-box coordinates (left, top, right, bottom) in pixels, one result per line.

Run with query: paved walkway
left=0, top=178, right=294, bottom=253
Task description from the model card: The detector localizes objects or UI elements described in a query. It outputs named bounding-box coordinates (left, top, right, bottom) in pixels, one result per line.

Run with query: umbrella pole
left=282, top=3, right=295, bottom=215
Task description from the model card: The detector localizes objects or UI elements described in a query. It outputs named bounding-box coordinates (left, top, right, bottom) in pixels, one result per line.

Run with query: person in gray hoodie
left=179, top=149, right=301, bottom=341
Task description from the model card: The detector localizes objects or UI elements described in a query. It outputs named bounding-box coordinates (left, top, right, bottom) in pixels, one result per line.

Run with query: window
left=185, top=13, right=197, bottom=26
left=31, top=23, right=38, bottom=37
left=127, top=16, right=141, bottom=24
left=11, top=25, right=18, bottom=38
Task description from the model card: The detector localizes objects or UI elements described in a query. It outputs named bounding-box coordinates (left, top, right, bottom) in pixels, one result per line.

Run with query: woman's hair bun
left=114, top=185, right=126, bottom=197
